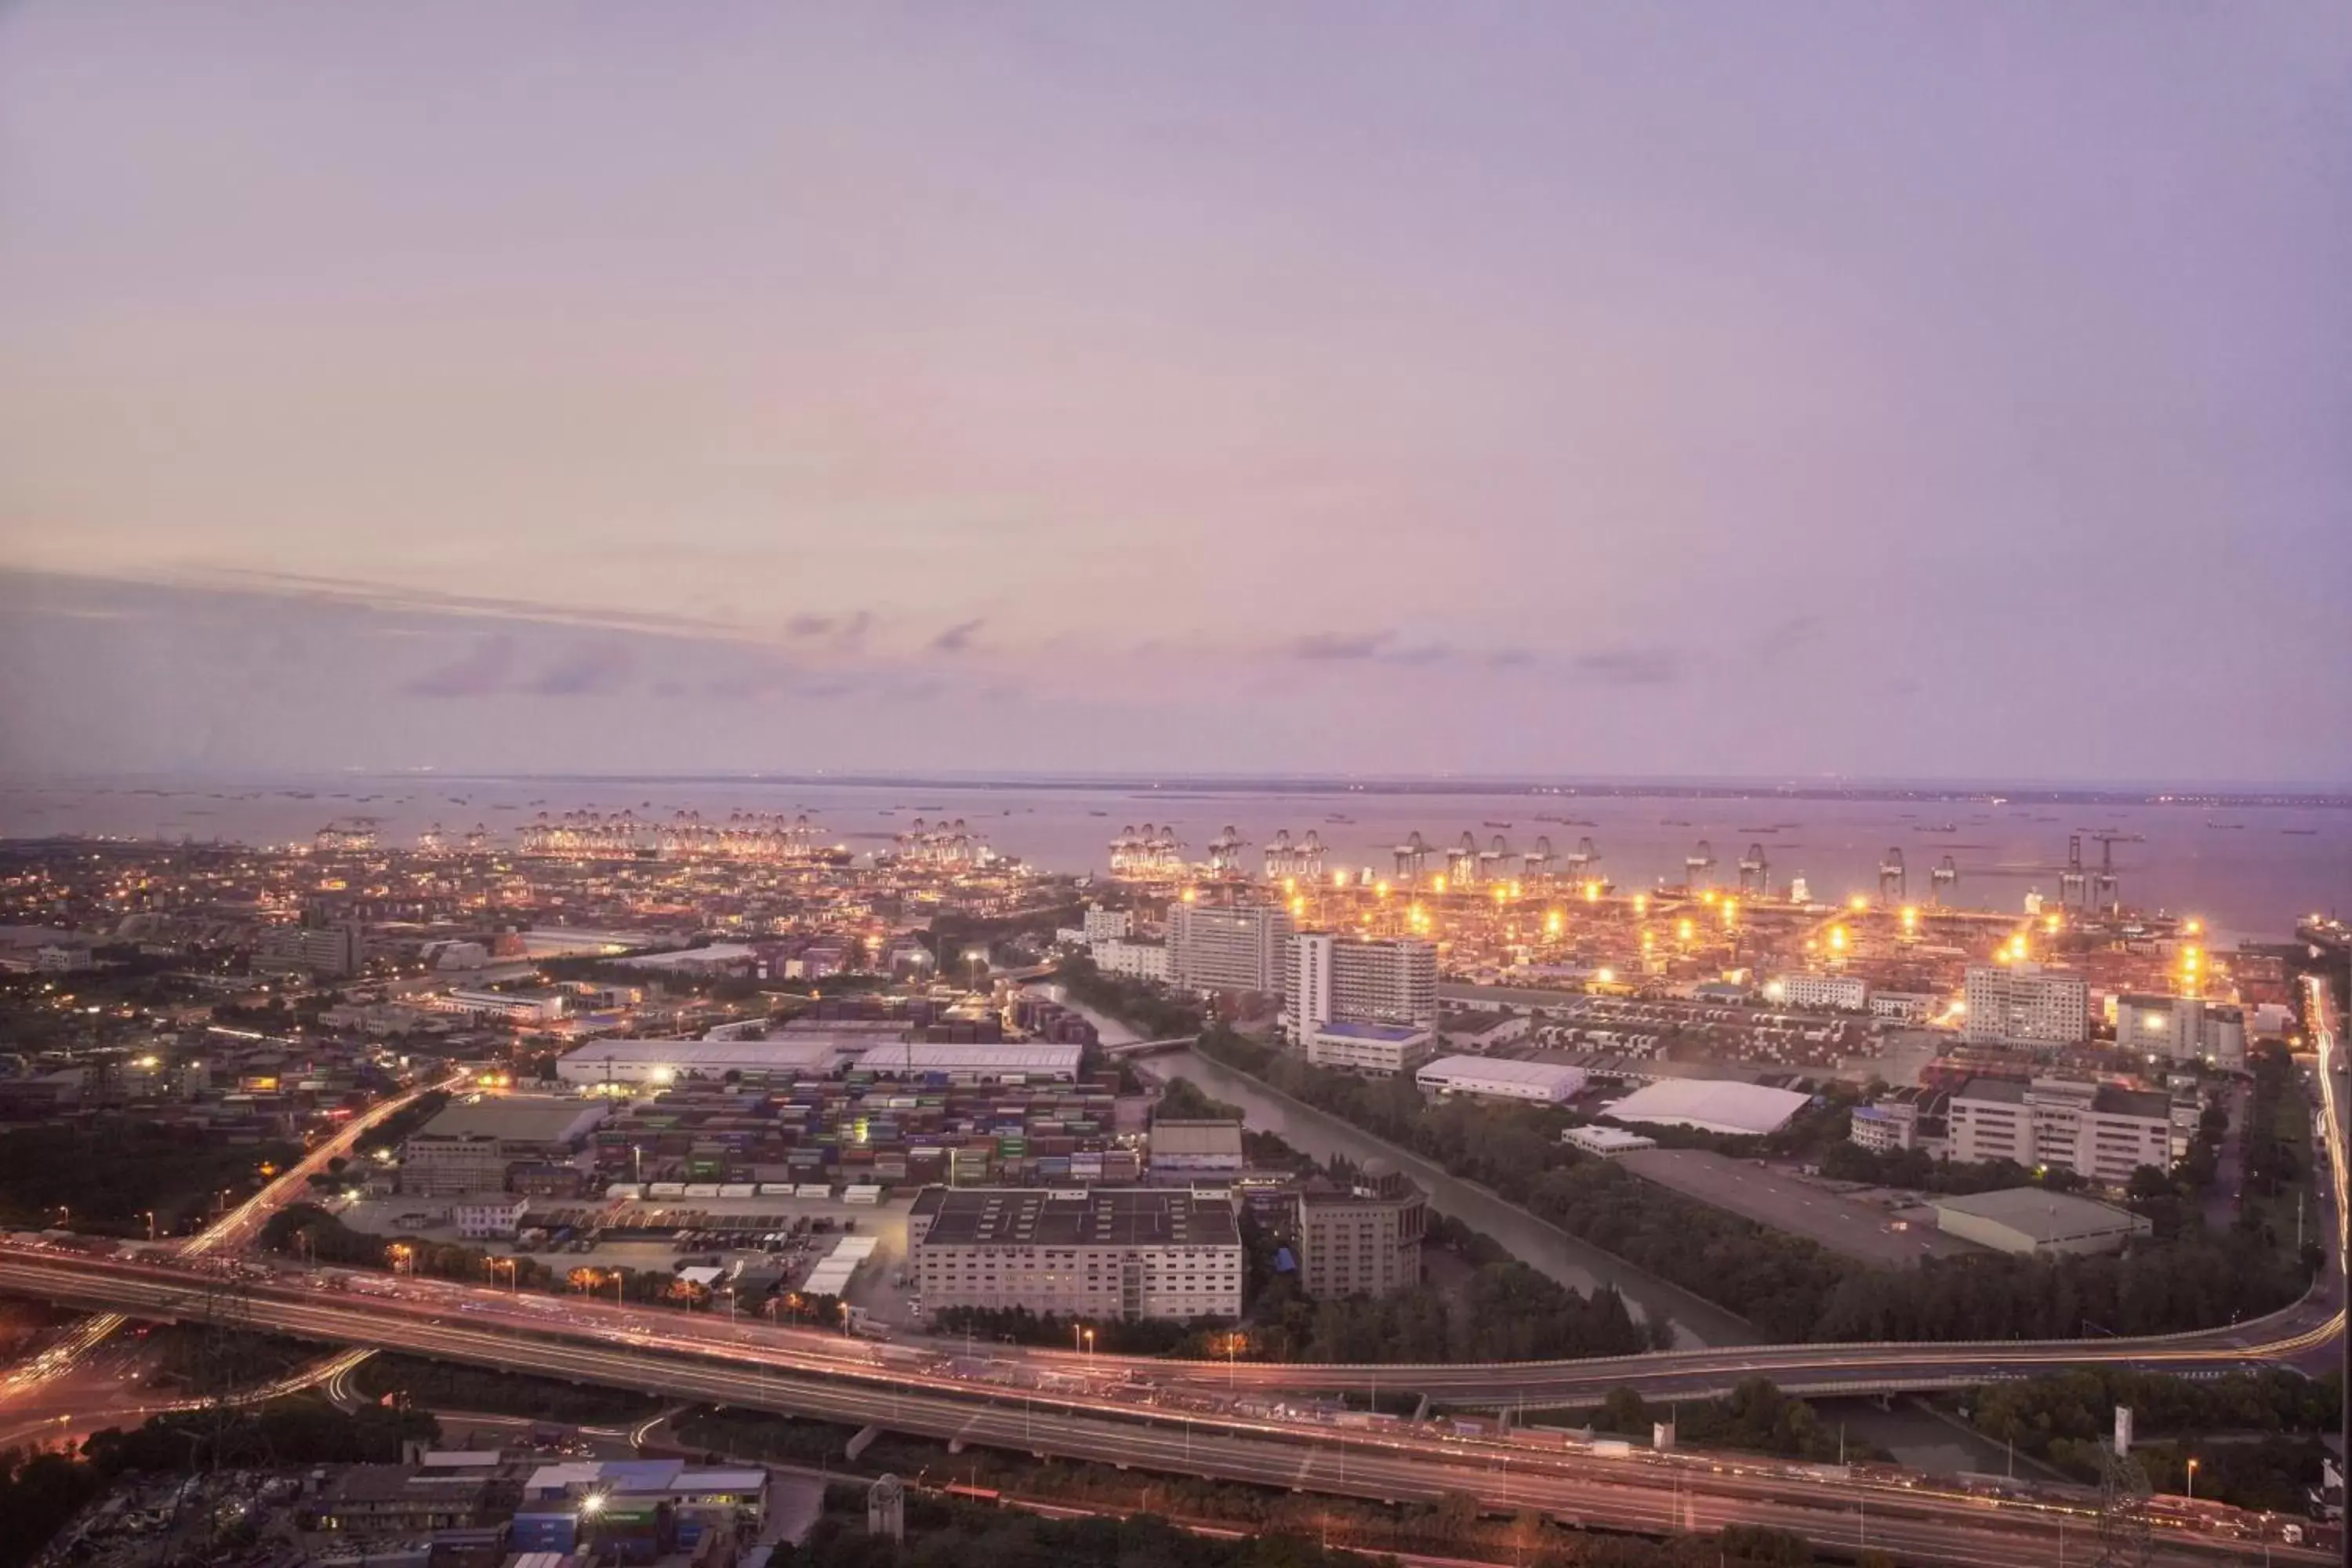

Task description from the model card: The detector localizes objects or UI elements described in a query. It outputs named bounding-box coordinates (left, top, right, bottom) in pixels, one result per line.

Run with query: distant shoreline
left=8, top=771, right=2343, bottom=811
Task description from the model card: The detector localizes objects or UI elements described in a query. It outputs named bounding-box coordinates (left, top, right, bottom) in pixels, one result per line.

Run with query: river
left=1046, top=988, right=1757, bottom=1348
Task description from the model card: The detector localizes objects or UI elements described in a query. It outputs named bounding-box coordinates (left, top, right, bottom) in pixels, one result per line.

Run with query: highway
left=0, top=1258, right=2307, bottom=1566
left=0, top=1071, right=460, bottom=1402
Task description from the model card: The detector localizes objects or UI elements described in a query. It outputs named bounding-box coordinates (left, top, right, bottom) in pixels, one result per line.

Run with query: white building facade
left=1962, top=964, right=2089, bottom=1046
left=1169, top=904, right=1296, bottom=997
left=1771, top=972, right=1869, bottom=1011
left=1947, top=1076, right=2171, bottom=1185
left=2115, top=994, right=2246, bottom=1069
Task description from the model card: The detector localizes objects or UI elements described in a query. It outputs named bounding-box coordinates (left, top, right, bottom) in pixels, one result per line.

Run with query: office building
left=907, top=1186, right=1242, bottom=1320
left=1929, top=1188, right=2151, bottom=1256
left=2115, top=993, right=2246, bottom=1069
left=256, top=922, right=363, bottom=976
left=1294, top=1163, right=1426, bottom=1299
left=1169, top=902, right=1295, bottom=997
left=453, top=1196, right=529, bottom=1240
left=1093, top=937, right=1170, bottom=983
left=1289, top=934, right=1439, bottom=1033
left=1769, top=972, right=1869, bottom=1011
left=1962, top=964, right=2089, bottom=1046
left=1081, top=906, right=1132, bottom=943
left=1947, top=1076, right=2171, bottom=1185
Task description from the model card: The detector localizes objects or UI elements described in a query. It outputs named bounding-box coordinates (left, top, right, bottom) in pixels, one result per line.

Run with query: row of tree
left=1194, top=1030, right=2310, bottom=1343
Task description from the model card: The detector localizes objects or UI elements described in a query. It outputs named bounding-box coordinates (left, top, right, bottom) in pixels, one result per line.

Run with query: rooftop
left=1929, top=1187, right=2148, bottom=1242
left=1416, top=1055, right=1585, bottom=1088
left=1149, top=1120, right=1244, bottom=1157
left=409, top=1095, right=605, bottom=1145
left=1312, top=1020, right=1428, bottom=1042
left=915, top=1186, right=1240, bottom=1249
left=1601, top=1078, right=1811, bottom=1135
left=560, top=1036, right=847, bottom=1072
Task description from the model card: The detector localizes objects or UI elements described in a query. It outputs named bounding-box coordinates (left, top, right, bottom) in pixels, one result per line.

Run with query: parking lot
left=1616, top=1148, right=1979, bottom=1266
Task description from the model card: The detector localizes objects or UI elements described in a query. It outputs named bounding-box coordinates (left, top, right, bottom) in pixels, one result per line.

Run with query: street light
left=2185, top=1456, right=2198, bottom=1502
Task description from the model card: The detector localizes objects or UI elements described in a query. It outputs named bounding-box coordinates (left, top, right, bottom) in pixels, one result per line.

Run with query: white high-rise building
left=1093, top=937, right=1170, bottom=983
left=1962, top=964, right=2089, bottom=1046
left=1169, top=903, right=1295, bottom=997
left=1288, top=934, right=1439, bottom=1075
left=1082, top=906, right=1132, bottom=943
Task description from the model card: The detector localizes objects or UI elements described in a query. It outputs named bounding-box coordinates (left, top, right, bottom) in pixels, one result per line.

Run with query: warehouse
left=556, top=1036, right=847, bottom=1088
left=853, top=1040, right=1083, bottom=1084
left=908, top=1185, right=1242, bottom=1320
left=1929, top=1188, right=2151, bottom=1256
left=1414, top=1054, right=1588, bottom=1103
left=398, top=1096, right=608, bottom=1196
left=1600, top=1079, right=1811, bottom=1136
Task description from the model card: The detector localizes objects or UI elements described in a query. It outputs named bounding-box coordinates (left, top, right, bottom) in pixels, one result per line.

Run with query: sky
left=1, top=4, right=2347, bottom=784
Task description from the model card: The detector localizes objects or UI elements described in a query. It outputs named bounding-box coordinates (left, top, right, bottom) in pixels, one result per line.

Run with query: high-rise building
left=1081, top=906, right=1132, bottom=943
left=1294, top=1163, right=1426, bottom=1298
left=256, top=922, right=364, bottom=976
left=1169, top=902, right=1295, bottom=997
left=2114, top=994, right=2246, bottom=1069
left=1288, top=933, right=1439, bottom=1074
left=1962, top=963, right=2089, bottom=1046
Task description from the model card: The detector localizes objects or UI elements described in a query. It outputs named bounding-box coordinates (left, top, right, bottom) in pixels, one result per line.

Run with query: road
left=0, top=1261, right=2306, bottom=1567
left=0, top=1070, right=460, bottom=1403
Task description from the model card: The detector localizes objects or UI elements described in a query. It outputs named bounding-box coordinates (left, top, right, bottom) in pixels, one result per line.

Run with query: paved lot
left=1617, top=1148, right=1980, bottom=1266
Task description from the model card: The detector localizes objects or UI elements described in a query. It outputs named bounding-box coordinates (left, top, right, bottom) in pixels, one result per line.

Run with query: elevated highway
left=0, top=1254, right=2310, bottom=1566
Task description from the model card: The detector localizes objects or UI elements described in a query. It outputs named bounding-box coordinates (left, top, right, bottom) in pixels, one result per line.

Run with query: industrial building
left=1414, top=1054, right=1587, bottom=1103
left=1168, top=902, right=1295, bottom=997
left=907, top=1186, right=1243, bottom=1320
left=1929, top=1187, right=2151, bottom=1256
left=1294, top=1163, right=1426, bottom=1299
left=855, top=1040, right=1084, bottom=1084
left=1946, top=1076, right=2172, bottom=1185
left=2115, top=993, right=2246, bottom=1069
left=557, top=1036, right=848, bottom=1088
left=397, top=1097, right=608, bottom=1196
left=1148, top=1120, right=1246, bottom=1174
left=1767, top=971, right=1868, bottom=1011
left=1962, top=963, right=2089, bottom=1046
left=1600, top=1079, right=1811, bottom=1136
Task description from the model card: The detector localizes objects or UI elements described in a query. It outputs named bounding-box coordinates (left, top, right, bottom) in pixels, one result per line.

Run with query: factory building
left=1147, top=1120, right=1246, bottom=1174
left=398, top=1097, right=608, bottom=1196
left=1962, top=964, right=2089, bottom=1046
left=907, top=1186, right=1243, bottom=1320
left=1414, top=1054, right=1587, bottom=1103
left=1929, top=1188, right=2151, bottom=1256
left=557, top=1036, right=847, bottom=1088
left=1169, top=902, right=1295, bottom=998
left=1294, top=1163, right=1426, bottom=1299
left=1947, top=1076, right=2171, bottom=1185
left=2115, top=993, right=2246, bottom=1069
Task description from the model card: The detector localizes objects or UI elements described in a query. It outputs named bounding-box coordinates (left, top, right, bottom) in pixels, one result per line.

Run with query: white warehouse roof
left=1602, top=1079, right=1811, bottom=1135
left=851, top=1041, right=1083, bottom=1080
left=556, top=1036, right=845, bottom=1083
left=1415, top=1055, right=1588, bottom=1102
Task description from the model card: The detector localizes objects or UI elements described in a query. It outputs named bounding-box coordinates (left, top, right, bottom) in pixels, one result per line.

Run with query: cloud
left=1388, top=643, right=1454, bottom=666
left=528, top=641, right=635, bottom=696
left=786, top=610, right=873, bottom=651
left=403, top=635, right=516, bottom=697
left=1573, top=646, right=1682, bottom=685
left=927, top=618, right=985, bottom=654
left=1749, top=614, right=1827, bottom=666
left=1486, top=647, right=1535, bottom=668
left=1288, top=630, right=1394, bottom=661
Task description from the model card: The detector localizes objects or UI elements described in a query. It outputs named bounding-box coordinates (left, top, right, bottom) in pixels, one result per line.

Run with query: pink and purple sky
left=2, top=4, right=2346, bottom=781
